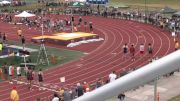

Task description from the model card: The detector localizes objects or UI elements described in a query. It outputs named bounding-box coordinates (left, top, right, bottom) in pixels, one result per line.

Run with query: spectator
left=0, top=42, right=2, bottom=55
left=10, top=86, right=19, bottom=101
left=21, top=36, right=25, bottom=49
left=175, top=41, right=179, bottom=51
left=63, top=88, right=72, bottom=101
left=109, top=71, right=117, bottom=82
left=118, top=93, right=125, bottom=101
left=83, top=82, right=90, bottom=92
left=77, top=22, right=81, bottom=31
left=59, top=87, right=64, bottom=100
left=95, top=78, right=103, bottom=88
left=120, top=68, right=127, bottom=77
left=171, top=31, right=176, bottom=42
left=0, top=68, right=3, bottom=80
left=71, top=16, right=74, bottom=22
left=70, top=85, right=77, bottom=100
left=52, top=93, right=59, bottom=101
left=76, top=83, right=84, bottom=97
left=84, top=20, right=87, bottom=32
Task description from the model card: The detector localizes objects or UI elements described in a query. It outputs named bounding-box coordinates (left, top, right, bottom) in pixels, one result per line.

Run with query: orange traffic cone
left=157, top=92, right=160, bottom=101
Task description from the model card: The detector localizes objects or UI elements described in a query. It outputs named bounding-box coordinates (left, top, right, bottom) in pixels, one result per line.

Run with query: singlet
left=148, top=46, right=153, bottom=53
left=123, top=45, right=128, bottom=53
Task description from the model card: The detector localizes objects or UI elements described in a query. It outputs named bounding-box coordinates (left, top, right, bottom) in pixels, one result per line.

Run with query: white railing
left=73, top=50, right=180, bottom=101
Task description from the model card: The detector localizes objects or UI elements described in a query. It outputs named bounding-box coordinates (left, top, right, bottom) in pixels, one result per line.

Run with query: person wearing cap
left=10, top=86, right=19, bottom=101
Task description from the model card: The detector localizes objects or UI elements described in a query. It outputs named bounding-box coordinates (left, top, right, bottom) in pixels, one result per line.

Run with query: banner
left=86, top=0, right=108, bottom=4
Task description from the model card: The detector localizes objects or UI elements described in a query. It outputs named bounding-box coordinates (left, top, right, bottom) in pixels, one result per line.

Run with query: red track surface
left=0, top=16, right=175, bottom=101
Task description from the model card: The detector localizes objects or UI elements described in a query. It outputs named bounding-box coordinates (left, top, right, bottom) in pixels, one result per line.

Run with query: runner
left=38, top=68, right=43, bottom=90
left=27, top=68, right=34, bottom=90
left=89, top=22, right=93, bottom=33
left=139, top=44, right=145, bottom=57
left=2, top=62, right=8, bottom=80
left=130, top=44, right=135, bottom=61
left=147, top=43, right=153, bottom=57
left=122, top=43, right=128, bottom=60
left=9, top=64, right=14, bottom=84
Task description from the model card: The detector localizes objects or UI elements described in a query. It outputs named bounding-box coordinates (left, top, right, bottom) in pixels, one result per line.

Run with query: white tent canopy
left=0, top=0, right=11, bottom=4
left=15, top=11, right=36, bottom=18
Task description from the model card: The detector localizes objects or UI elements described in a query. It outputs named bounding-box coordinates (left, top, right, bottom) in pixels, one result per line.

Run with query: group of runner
left=0, top=63, right=44, bottom=90
left=0, top=63, right=21, bottom=83
left=122, top=43, right=153, bottom=61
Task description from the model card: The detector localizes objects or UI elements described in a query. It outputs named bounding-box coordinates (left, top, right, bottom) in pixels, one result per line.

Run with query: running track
left=0, top=15, right=175, bottom=101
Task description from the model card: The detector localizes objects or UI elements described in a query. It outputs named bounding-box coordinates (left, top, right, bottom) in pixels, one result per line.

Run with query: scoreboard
left=86, top=0, right=108, bottom=4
